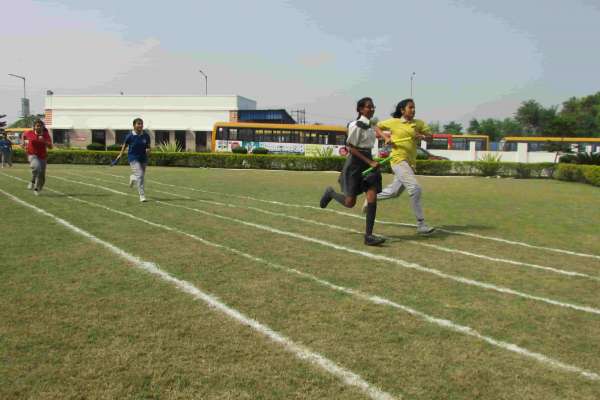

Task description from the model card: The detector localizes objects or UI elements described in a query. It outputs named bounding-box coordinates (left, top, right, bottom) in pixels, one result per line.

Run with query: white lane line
left=3, top=173, right=598, bottom=382
left=0, top=185, right=399, bottom=400
left=76, top=172, right=600, bottom=282
left=48, top=173, right=600, bottom=317
left=94, top=171, right=600, bottom=261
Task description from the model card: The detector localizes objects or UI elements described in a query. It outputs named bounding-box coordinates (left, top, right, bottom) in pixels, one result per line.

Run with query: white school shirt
left=346, top=116, right=377, bottom=149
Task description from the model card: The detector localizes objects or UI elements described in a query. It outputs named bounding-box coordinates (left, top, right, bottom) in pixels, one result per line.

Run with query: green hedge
left=9, top=149, right=347, bottom=171
left=554, top=164, right=600, bottom=186
left=415, top=160, right=555, bottom=178
left=10, top=149, right=598, bottom=186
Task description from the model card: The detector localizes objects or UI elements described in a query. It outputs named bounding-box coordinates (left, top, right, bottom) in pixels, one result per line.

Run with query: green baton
left=362, top=155, right=393, bottom=176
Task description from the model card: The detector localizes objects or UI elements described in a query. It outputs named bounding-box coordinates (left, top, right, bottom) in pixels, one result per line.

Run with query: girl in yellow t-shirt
left=370, top=98, right=435, bottom=234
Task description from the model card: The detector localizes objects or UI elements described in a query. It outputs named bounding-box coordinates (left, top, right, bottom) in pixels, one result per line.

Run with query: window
left=451, top=138, right=468, bottom=150
left=115, top=130, right=129, bottom=145
left=91, top=130, right=106, bottom=146
left=175, top=131, right=186, bottom=151
left=195, top=131, right=207, bottom=150
left=239, top=128, right=254, bottom=141
left=155, top=131, right=170, bottom=145
left=429, top=138, right=449, bottom=150
left=52, top=129, right=68, bottom=144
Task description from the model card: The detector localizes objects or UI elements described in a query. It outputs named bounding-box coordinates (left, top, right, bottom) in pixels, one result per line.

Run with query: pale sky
left=1, top=0, right=600, bottom=127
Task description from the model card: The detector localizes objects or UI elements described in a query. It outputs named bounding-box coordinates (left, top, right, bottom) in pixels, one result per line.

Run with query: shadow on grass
left=383, top=224, right=496, bottom=243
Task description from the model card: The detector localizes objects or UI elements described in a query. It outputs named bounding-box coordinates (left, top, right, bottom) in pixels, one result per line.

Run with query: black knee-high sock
left=331, top=190, right=346, bottom=206
left=365, top=202, right=377, bottom=236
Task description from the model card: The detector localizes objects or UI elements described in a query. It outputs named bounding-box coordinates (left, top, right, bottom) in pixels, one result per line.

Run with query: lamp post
left=8, top=73, right=29, bottom=117
left=410, top=72, right=416, bottom=98
left=198, top=70, right=207, bottom=96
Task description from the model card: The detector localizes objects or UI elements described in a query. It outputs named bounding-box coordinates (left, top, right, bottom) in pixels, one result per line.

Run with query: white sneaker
left=33, top=189, right=40, bottom=196
left=139, top=195, right=147, bottom=202
left=417, top=223, right=436, bottom=235
left=129, top=177, right=135, bottom=188
left=27, top=182, right=33, bottom=190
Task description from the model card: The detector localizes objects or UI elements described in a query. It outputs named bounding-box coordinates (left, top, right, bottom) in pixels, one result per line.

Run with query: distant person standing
left=0, top=132, right=13, bottom=168
left=23, top=120, right=53, bottom=195
left=115, top=118, right=151, bottom=202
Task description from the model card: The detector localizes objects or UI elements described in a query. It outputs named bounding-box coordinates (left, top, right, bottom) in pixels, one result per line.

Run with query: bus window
left=239, top=128, right=254, bottom=141
left=429, top=137, right=449, bottom=150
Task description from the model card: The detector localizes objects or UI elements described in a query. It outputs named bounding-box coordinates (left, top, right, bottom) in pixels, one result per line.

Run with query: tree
left=478, top=119, right=501, bottom=141
left=499, top=118, right=523, bottom=137
left=467, top=118, right=481, bottom=133
left=443, top=121, right=463, bottom=134
left=428, top=121, right=441, bottom=134
left=557, top=92, right=600, bottom=137
left=515, top=99, right=545, bottom=134
left=8, top=114, right=44, bottom=129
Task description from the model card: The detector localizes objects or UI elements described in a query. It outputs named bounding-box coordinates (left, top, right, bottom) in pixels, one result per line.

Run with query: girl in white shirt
left=319, top=97, right=386, bottom=246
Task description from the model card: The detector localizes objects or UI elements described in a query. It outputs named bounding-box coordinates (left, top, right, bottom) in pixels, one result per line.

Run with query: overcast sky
left=1, top=0, right=600, bottom=126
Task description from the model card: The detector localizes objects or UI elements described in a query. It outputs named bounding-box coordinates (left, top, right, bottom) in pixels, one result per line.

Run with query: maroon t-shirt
left=24, top=130, right=52, bottom=160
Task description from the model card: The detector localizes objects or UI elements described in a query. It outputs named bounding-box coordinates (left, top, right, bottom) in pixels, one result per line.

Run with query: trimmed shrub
left=452, top=161, right=479, bottom=176
left=582, top=165, right=600, bottom=186
left=86, top=142, right=105, bottom=151
left=107, top=144, right=122, bottom=151
left=231, top=147, right=248, bottom=154
left=416, top=160, right=452, bottom=175
left=475, top=161, right=502, bottom=177
left=252, top=147, right=269, bottom=154
left=555, top=164, right=600, bottom=186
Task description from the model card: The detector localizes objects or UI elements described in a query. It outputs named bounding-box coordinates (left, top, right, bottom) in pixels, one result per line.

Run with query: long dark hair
left=392, top=98, right=414, bottom=118
left=356, top=97, right=373, bottom=119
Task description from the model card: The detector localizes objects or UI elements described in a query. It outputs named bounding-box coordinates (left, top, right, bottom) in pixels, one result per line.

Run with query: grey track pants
left=130, top=161, right=147, bottom=196
left=1, top=151, right=12, bottom=167
left=28, top=155, right=47, bottom=190
left=377, top=161, right=425, bottom=221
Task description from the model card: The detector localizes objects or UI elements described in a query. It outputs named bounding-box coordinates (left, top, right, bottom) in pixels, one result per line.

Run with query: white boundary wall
left=423, top=141, right=557, bottom=163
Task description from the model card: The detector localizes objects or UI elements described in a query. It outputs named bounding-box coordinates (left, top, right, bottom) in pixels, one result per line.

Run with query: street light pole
left=8, top=73, right=26, bottom=99
left=410, top=72, right=416, bottom=98
left=8, top=73, right=29, bottom=117
left=198, top=70, right=207, bottom=96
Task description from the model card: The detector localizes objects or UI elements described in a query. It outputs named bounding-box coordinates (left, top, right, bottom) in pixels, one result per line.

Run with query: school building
left=43, top=94, right=295, bottom=151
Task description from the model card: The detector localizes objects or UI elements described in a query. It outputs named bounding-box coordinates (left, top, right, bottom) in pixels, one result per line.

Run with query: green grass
left=1, top=164, right=599, bottom=399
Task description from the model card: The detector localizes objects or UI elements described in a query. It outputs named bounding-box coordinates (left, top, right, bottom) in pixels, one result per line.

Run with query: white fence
left=423, top=142, right=559, bottom=163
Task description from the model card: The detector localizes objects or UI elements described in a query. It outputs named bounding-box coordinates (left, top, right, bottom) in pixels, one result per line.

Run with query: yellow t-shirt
left=377, top=117, right=431, bottom=167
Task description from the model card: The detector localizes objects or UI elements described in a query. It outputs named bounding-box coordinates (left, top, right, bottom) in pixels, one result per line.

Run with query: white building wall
left=46, top=95, right=255, bottom=131
left=44, top=95, right=256, bottom=150
left=50, top=109, right=231, bottom=131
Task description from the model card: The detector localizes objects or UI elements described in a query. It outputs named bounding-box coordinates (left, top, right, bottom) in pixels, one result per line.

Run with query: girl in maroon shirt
left=23, top=120, right=52, bottom=195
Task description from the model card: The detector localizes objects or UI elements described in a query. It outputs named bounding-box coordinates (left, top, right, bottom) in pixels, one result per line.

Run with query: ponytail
left=392, top=98, right=414, bottom=118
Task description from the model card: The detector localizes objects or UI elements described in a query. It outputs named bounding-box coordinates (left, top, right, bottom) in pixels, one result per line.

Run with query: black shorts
left=338, top=149, right=382, bottom=197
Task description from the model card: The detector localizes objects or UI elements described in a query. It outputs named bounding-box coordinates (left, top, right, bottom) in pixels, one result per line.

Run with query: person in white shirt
left=319, top=97, right=386, bottom=246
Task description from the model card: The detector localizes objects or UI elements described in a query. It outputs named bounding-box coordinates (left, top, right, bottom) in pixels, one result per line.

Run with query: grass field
left=1, top=163, right=599, bottom=400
